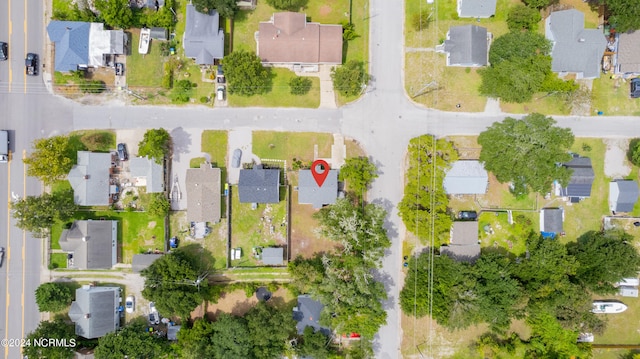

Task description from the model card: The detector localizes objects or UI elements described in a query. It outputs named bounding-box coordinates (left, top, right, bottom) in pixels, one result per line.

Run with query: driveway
left=170, top=128, right=204, bottom=210
left=227, top=128, right=259, bottom=184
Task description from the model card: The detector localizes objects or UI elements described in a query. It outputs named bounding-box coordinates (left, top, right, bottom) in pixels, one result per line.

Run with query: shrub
left=411, top=11, right=432, bottom=31
left=289, top=77, right=312, bottom=95
left=162, top=62, right=173, bottom=89
left=628, top=138, right=640, bottom=166
left=507, top=5, right=541, bottom=31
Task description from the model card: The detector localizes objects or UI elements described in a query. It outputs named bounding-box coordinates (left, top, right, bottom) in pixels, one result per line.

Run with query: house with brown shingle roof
left=257, top=12, right=343, bottom=65
left=186, top=163, right=221, bottom=224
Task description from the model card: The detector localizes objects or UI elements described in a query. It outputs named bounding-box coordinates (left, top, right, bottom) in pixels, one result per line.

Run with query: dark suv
left=25, top=53, right=38, bottom=76
left=458, top=211, right=478, bottom=221
left=117, top=143, right=128, bottom=161
left=0, top=42, right=7, bottom=61
left=631, top=78, right=640, bottom=98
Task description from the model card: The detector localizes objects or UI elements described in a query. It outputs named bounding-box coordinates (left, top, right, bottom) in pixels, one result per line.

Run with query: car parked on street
left=0, top=42, right=8, bottom=61
left=25, top=53, right=38, bottom=76
left=125, top=295, right=135, bottom=313
left=0, top=247, right=5, bottom=267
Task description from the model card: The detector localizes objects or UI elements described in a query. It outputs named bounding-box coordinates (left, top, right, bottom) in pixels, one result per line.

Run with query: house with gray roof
left=560, top=156, right=595, bottom=200
left=540, top=208, right=564, bottom=238
left=457, top=0, right=497, bottom=18
left=438, top=25, right=490, bottom=67
left=609, top=180, right=639, bottom=213
left=69, top=285, right=120, bottom=339
left=132, top=253, right=163, bottom=273
left=616, top=31, right=640, bottom=75
left=186, top=164, right=221, bottom=223
left=183, top=4, right=224, bottom=65
left=130, top=156, right=165, bottom=193
left=443, top=160, right=489, bottom=195
left=59, top=220, right=118, bottom=270
left=440, top=221, right=480, bottom=262
left=298, top=169, right=338, bottom=209
left=47, top=21, right=125, bottom=72
left=262, top=247, right=284, bottom=266
left=545, top=9, right=607, bottom=79
left=293, top=295, right=331, bottom=336
left=238, top=166, right=281, bottom=204
left=68, top=151, right=112, bottom=206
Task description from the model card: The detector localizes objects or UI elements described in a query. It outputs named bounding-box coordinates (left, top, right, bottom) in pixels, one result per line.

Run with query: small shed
left=262, top=247, right=284, bottom=266
left=150, top=27, right=168, bottom=41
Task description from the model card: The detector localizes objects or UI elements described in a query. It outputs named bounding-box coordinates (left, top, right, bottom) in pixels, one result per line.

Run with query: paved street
left=3, top=0, right=640, bottom=358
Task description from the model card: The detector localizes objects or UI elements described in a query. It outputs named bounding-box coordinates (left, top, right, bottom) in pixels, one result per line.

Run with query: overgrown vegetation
left=289, top=76, right=312, bottom=95
left=35, top=282, right=76, bottom=312
left=138, top=128, right=172, bottom=164
left=331, top=60, right=370, bottom=97
left=222, top=50, right=271, bottom=96
left=52, top=0, right=177, bottom=30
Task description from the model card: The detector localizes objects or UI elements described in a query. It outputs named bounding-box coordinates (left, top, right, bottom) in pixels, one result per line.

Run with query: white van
left=0, top=130, right=9, bottom=163
left=217, top=86, right=225, bottom=101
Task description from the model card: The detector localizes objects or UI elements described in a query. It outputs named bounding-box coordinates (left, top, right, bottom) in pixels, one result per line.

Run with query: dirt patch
left=603, top=138, right=631, bottom=178
left=148, top=221, right=157, bottom=229
left=290, top=190, right=340, bottom=259
left=319, top=5, right=332, bottom=16
left=191, top=288, right=290, bottom=320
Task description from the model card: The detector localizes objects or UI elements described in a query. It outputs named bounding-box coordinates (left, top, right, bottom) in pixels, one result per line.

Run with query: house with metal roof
left=609, top=180, right=639, bottom=213
left=238, top=166, right=281, bottom=204
left=59, top=220, right=118, bottom=270
left=67, top=151, right=112, bottom=206
left=440, top=221, right=480, bottom=262
left=183, top=4, right=224, bottom=65
left=47, top=21, right=125, bottom=72
left=262, top=247, right=284, bottom=266
left=545, top=9, right=607, bottom=79
left=132, top=253, right=163, bottom=273
left=540, top=208, right=564, bottom=238
left=150, top=27, right=169, bottom=40
left=130, top=156, right=165, bottom=193
left=438, top=25, right=490, bottom=67
left=457, top=0, right=497, bottom=18
left=293, top=295, right=331, bottom=336
left=69, top=285, right=120, bottom=339
left=186, top=163, right=221, bottom=223
left=298, top=169, right=338, bottom=209
left=560, top=156, right=595, bottom=200
left=443, top=160, right=489, bottom=195
left=257, top=12, right=343, bottom=65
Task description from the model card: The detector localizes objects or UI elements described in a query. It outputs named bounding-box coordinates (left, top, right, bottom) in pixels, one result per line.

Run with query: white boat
left=138, top=28, right=151, bottom=54
left=592, top=301, right=628, bottom=314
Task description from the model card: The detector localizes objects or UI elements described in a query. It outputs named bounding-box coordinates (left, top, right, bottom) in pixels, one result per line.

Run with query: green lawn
left=591, top=76, right=640, bottom=116
left=127, top=28, right=166, bottom=88
left=228, top=68, right=320, bottom=108
left=50, top=210, right=165, bottom=262
left=252, top=131, right=333, bottom=167
left=68, top=130, right=116, bottom=152
left=49, top=253, right=68, bottom=269
left=168, top=211, right=227, bottom=270
left=230, top=187, right=287, bottom=267
left=201, top=130, right=229, bottom=168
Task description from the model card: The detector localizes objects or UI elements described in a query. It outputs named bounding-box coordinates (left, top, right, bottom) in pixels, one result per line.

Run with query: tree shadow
left=170, top=127, right=192, bottom=162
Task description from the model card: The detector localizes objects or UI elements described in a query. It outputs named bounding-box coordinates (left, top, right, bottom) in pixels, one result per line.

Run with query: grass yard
left=230, top=187, right=287, bottom=267
left=49, top=253, right=68, bottom=269
left=68, top=130, right=116, bottom=152
left=228, top=68, right=320, bottom=108
left=591, top=75, right=640, bottom=116
left=50, top=210, right=165, bottom=263
left=289, top=190, right=339, bottom=259
left=201, top=130, right=229, bottom=168
left=252, top=131, right=333, bottom=167
left=127, top=28, right=165, bottom=89
left=168, top=211, right=228, bottom=270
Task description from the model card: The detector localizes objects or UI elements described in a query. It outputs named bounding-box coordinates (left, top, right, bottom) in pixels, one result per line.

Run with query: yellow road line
left=21, top=149, right=26, bottom=341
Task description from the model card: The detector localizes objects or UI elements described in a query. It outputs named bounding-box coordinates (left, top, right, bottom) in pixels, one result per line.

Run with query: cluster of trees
left=24, top=135, right=78, bottom=185
left=338, top=156, right=378, bottom=201
left=23, top=319, right=80, bottom=359
left=222, top=50, right=271, bottom=96
left=192, top=0, right=238, bottom=18
left=12, top=190, right=78, bottom=237
left=479, top=28, right=577, bottom=103
left=35, top=282, right=75, bottom=313
left=398, top=135, right=458, bottom=246
left=478, top=113, right=575, bottom=196
left=400, top=229, right=640, bottom=356
left=53, top=0, right=178, bottom=30
left=331, top=61, right=370, bottom=97
left=288, top=198, right=392, bottom=356
left=596, top=0, right=640, bottom=33
left=138, top=128, right=172, bottom=164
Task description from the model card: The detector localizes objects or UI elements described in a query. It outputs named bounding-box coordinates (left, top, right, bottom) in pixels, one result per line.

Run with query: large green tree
left=297, top=326, right=332, bottom=359
left=176, top=318, right=215, bottom=358
left=223, top=50, right=271, bottom=96
left=331, top=61, right=370, bottom=97
left=12, top=190, right=78, bottom=236
left=94, top=0, right=133, bottom=29
left=192, top=0, right=238, bottom=18
left=141, top=249, right=208, bottom=318
left=506, top=5, right=542, bottom=31
left=138, top=128, right=171, bottom=164
left=479, top=55, right=551, bottom=103
left=265, top=0, right=308, bottom=11
left=488, top=31, right=550, bottom=66
left=398, top=135, right=457, bottom=245
left=245, top=302, right=296, bottom=359
left=569, top=230, right=640, bottom=294
left=628, top=138, right=640, bottom=166
left=208, top=313, right=252, bottom=359
left=338, top=156, right=378, bottom=198
left=23, top=319, right=77, bottom=359
left=604, top=0, right=640, bottom=32
left=478, top=113, right=574, bottom=195
left=95, top=320, right=171, bottom=358
left=24, top=135, right=76, bottom=185
left=35, top=282, right=75, bottom=312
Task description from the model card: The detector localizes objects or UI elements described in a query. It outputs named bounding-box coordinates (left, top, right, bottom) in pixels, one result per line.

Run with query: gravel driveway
left=604, top=138, right=632, bottom=178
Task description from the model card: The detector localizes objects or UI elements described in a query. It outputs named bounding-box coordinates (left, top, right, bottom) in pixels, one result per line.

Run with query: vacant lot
left=228, top=68, right=321, bottom=108
left=127, top=28, right=165, bottom=89
left=252, top=131, right=333, bottom=167
left=191, top=287, right=294, bottom=320
left=289, top=190, right=339, bottom=259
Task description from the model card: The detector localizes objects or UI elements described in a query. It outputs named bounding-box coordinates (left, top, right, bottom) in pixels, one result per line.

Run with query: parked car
left=232, top=148, right=242, bottom=168
left=0, top=42, right=7, bottom=61
left=217, top=86, right=225, bottom=101
left=125, top=295, right=135, bottom=313
left=117, top=143, right=128, bottom=161
left=458, top=211, right=478, bottom=221
left=0, top=247, right=5, bottom=267
left=25, top=53, right=38, bottom=76
left=148, top=302, right=160, bottom=324
left=631, top=78, right=640, bottom=98
left=115, top=63, right=124, bottom=76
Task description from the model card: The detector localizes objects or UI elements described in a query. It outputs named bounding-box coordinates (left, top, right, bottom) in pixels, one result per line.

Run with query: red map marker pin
left=311, top=159, right=330, bottom=187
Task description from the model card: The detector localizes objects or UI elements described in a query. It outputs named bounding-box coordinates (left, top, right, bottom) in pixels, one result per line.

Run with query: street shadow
left=170, top=127, right=191, bottom=162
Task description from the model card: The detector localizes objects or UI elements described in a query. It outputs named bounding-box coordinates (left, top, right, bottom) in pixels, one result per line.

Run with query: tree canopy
left=398, top=135, right=458, bottom=245
left=24, top=135, right=76, bottom=185
left=478, top=113, right=574, bottom=195
left=338, top=156, right=378, bottom=198
left=192, top=0, right=238, bottom=18
left=605, top=0, right=640, bottom=32
left=138, top=128, right=171, bottom=164
left=522, top=0, right=557, bottom=9
left=245, top=302, right=297, bottom=358
left=94, top=0, right=134, bottom=29
left=506, top=4, right=542, bottom=31
left=35, top=282, right=75, bottom=312
left=223, top=50, right=271, bottom=96
left=331, top=61, right=370, bottom=97
left=23, top=319, right=77, bottom=359
left=297, top=326, right=332, bottom=359
left=488, top=31, right=550, bottom=66
left=628, top=138, right=640, bottom=166
left=265, top=0, right=308, bottom=11
left=12, top=190, right=78, bottom=237
left=95, top=320, right=171, bottom=359
left=141, top=248, right=208, bottom=318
